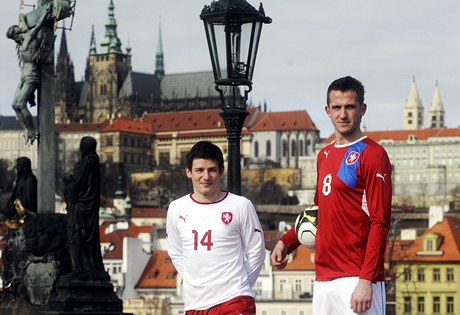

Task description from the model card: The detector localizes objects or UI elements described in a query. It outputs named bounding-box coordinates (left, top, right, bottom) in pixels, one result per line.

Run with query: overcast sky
left=1, top=0, right=459, bottom=137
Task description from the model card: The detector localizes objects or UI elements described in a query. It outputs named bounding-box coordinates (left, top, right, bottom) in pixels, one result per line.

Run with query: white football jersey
left=166, top=192, right=265, bottom=311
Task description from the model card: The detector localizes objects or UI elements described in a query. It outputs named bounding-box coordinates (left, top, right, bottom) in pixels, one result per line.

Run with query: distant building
left=320, top=127, right=460, bottom=209
left=54, top=0, right=222, bottom=123
left=248, top=110, right=320, bottom=169
left=390, top=216, right=460, bottom=315
left=0, top=117, right=37, bottom=171
left=403, top=77, right=445, bottom=130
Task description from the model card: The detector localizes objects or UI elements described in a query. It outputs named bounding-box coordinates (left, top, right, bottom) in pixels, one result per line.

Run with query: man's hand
left=350, top=279, right=373, bottom=313
left=270, top=241, right=288, bottom=270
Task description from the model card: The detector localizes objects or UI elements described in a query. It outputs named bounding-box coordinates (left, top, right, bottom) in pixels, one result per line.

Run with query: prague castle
left=54, top=0, right=222, bottom=123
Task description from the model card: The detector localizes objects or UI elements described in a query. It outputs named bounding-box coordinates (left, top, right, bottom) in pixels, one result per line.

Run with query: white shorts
left=313, top=277, right=385, bottom=315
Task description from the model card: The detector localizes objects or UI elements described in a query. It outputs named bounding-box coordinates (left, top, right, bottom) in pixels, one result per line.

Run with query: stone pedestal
left=44, top=280, right=129, bottom=314
left=0, top=213, right=131, bottom=315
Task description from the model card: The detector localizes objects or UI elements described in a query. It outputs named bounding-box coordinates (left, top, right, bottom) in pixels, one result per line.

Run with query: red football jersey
left=281, top=136, right=392, bottom=282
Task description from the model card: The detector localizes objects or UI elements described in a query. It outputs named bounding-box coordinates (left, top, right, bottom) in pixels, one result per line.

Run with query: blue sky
left=1, top=0, right=459, bottom=138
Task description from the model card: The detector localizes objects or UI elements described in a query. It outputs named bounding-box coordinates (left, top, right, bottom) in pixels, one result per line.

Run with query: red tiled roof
left=144, top=107, right=257, bottom=133
left=55, top=121, right=108, bottom=132
left=131, top=208, right=167, bottom=218
left=389, top=216, right=460, bottom=262
left=323, top=128, right=460, bottom=144
left=99, top=223, right=152, bottom=259
left=100, top=117, right=153, bottom=135
left=136, top=250, right=177, bottom=289
left=284, top=245, right=316, bottom=271
left=250, top=110, right=318, bottom=132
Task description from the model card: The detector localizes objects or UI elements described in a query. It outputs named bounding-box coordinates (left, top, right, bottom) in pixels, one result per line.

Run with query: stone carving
left=22, top=255, right=58, bottom=305
left=63, top=136, right=109, bottom=281
left=6, top=3, right=51, bottom=144
left=4, top=156, right=37, bottom=218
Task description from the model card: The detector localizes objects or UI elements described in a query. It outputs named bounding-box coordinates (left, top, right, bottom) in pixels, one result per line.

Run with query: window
left=447, top=268, right=454, bottom=281
left=447, top=296, right=454, bottom=314
left=403, top=267, right=412, bottom=281
left=159, top=152, right=170, bottom=168
left=433, top=268, right=441, bottom=281
left=280, top=279, right=286, bottom=292
left=107, top=136, right=113, bottom=146
left=254, top=141, right=259, bottom=158
left=433, top=296, right=440, bottom=314
left=149, top=270, right=159, bottom=279
left=417, top=296, right=425, bottom=313
left=106, top=153, right=113, bottom=163
left=266, top=140, right=271, bottom=157
left=254, top=281, right=262, bottom=296
left=299, top=140, right=304, bottom=156
left=295, top=279, right=301, bottom=292
left=403, top=296, right=411, bottom=313
left=291, top=139, right=297, bottom=156
left=282, top=140, right=288, bottom=157
left=426, top=239, right=434, bottom=251
left=417, top=268, right=425, bottom=281
left=179, top=151, right=187, bottom=167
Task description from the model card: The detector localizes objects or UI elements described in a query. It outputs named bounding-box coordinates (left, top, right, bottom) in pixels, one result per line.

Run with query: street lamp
left=200, top=0, right=271, bottom=195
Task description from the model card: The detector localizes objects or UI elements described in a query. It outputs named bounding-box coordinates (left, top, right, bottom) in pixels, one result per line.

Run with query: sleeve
left=241, top=198, right=266, bottom=288
left=359, top=145, right=392, bottom=281
left=166, top=203, right=185, bottom=277
left=279, top=227, right=301, bottom=254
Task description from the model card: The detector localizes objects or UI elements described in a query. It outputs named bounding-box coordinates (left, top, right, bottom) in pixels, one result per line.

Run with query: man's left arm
left=351, top=146, right=392, bottom=312
left=360, top=147, right=392, bottom=281
left=241, top=199, right=265, bottom=288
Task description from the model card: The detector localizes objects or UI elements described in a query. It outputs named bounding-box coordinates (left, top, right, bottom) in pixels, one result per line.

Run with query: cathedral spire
left=428, top=80, right=445, bottom=128
left=100, top=0, right=122, bottom=54
left=58, top=26, right=69, bottom=58
left=403, top=76, right=424, bottom=130
left=155, top=21, right=165, bottom=80
left=89, top=25, right=97, bottom=55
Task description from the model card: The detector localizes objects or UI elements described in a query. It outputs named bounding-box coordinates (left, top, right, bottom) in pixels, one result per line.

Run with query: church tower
left=427, top=81, right=445, bottom=128
left=84, top=0, right=131, bottom=122
left=55, top=27, right=77, bottom=123
left=154, top=23, right=165, bottom=81
left=403, top=77, right=424, bottom=130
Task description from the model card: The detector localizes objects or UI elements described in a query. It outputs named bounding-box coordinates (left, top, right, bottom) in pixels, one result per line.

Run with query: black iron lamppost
left=200, top=0, right=271, bottom=195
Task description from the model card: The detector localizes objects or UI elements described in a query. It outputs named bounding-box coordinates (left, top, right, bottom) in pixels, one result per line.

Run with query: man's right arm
left=270, top=227, right=300, bottom=269
left=166, top=205, right=184, bottom=277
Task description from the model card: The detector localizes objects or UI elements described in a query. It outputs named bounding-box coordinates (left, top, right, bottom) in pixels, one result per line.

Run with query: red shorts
left=185, top=295, right=256, bottom=315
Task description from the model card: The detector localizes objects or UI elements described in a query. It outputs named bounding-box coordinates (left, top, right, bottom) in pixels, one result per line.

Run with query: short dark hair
left=327, top=76, right=365, bottom=105
left=185, top=141, right=224, bottom=172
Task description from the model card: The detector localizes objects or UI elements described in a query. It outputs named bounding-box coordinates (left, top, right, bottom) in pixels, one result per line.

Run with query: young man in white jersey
left=167, top=141, right=265, bottom=314
left=271, top=76, right=392, bottom=314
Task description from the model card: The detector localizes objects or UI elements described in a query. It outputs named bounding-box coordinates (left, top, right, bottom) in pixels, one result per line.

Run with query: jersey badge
left=345, top=151, right=360, bottom=165
left=221, top=212, right=233, bottom=225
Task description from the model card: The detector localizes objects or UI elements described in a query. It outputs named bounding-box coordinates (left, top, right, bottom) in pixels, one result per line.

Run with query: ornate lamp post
left=200, top=0, right=271, bottom=195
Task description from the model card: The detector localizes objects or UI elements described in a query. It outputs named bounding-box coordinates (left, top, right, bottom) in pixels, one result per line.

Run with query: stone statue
left=6, top=3, right=52, bottom=144
left=63, top=136, right=108, bottom=281
left=4, top=156, right=37, bottom=218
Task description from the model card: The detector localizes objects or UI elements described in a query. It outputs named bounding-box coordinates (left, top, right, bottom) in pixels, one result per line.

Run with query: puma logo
left=179, top=215, right=188, bottom=223
left=376, top=173, right=386, bottom=183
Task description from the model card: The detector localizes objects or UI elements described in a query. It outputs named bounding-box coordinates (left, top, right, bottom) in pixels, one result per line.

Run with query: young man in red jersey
left=271, top=76, right=392, bottom=314
left=167, top=141, right=265, bottom=314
